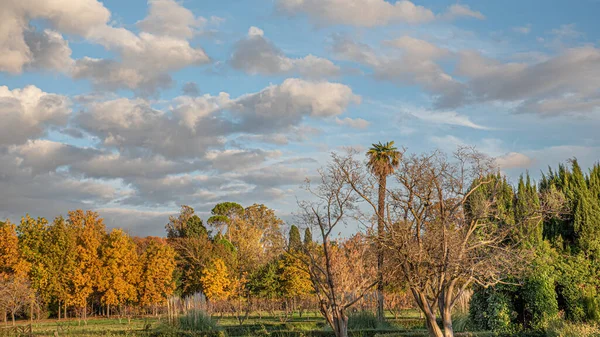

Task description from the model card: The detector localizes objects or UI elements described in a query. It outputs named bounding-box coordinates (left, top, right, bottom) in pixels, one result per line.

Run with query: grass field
left=0, top=311, right=432, bottom=337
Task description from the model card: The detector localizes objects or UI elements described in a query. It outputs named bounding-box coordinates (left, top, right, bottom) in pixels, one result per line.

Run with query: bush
left=178, top=310, right=220, bottom=332
left=348, top=311, right=379, bottom=330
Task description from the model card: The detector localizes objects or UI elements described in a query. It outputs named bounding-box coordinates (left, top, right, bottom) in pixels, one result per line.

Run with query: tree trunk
left=438, top=287, right=454, bottom=337
left=11, top=311, right=15, bottom=326
left=332, top=308, right=348, bottom=337
left=411, top=289, right=444, bottom=337
left=376, top=174, right=386, bottom=322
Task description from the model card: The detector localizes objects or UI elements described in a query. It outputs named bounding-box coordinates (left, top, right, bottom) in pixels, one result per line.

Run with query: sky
left=1, top=0, right=600, bottom=236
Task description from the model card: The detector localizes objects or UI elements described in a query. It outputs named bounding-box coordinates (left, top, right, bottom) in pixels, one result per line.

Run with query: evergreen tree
left=288, top=225, right=302, bottom=251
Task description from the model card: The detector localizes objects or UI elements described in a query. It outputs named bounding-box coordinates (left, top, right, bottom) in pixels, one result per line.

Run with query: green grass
left=2, top=310, right=428, bottom=337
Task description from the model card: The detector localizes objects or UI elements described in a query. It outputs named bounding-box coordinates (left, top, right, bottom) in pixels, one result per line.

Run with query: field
left=0, top=311, right=438, bottom=337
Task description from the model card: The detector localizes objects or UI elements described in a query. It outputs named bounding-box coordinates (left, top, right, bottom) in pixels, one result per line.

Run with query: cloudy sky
left=1, top=0, right=599, bottom=236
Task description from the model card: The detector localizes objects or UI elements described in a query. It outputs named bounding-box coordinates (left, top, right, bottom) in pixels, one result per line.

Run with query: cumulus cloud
left=231, top=78, right=361, bottom=132
left=495, top=152, right=534, bottom=169
left=0, top=85, right=71, bottom=146
left=442, top=4, right=485, bottom=20
left=75, top=78, right=358, bottom=158
left=454, top=46, right=600, bottom=115
left=332, top=35, right=464, bottom=108
left=0, top=0, right=108, bottom=73
left=231, top=27, right=340, bottom=79
left=137, top=0, right=206, bottom=39
left=77, top=97, right=227, bottom=159
left=276, top=0, right=435, bottom=26
left=277, top=0, right=483, bottom=26
left=1, top=0, right=211, bottom=94
left=335, top=117, right=370, bottom=129
left=73, top=30, right=210, bottom=94
left=11, top=139, right=98, bottom=175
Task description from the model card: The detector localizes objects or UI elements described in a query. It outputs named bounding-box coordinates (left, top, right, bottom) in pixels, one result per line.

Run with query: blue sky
left=1, top=0, right=599, bottom=236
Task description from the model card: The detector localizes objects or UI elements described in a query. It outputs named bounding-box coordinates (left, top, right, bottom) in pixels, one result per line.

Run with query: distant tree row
left=0, top=210, right=175, bottom=324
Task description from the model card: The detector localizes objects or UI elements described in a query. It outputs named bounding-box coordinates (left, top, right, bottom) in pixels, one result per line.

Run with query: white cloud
left=442, top=4, right=485, bottom=20
left=276, top=0, right=435, bottom=26
left=410, top=109, right=490, bottom=130
left=231, top=27, right=340, bottom=79
left=333, top=35, right=464, bottom=108
left=335, top=117, right=370, bottom=129
left=137, top=0, right=206, bottom=38
left=495, top=152, right=534, bottom=169
left=0, top=0, right=108, bottom=73
left=384, top=35, right=450, bottom=59
left=455, top=46, right=600, bottom=115
left=0, top=0, right=211, bottom=94
left=0, top=85, right=71, bottom=146
left=248, top=26, right=264, bottom=37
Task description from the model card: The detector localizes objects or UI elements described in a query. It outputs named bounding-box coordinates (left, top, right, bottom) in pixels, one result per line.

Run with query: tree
left=166, top=205, right=208, bottom=239
left=99, top=229, right=140, bottom=318
left=297, top=157, right=377, bottom=337
left=0, top=276, right=34, bottom=325
left=0, top=220, right=29, bottom=278
left=201, top=258, right=232, bottom=302
left=138, top=239, right=176, bottom=313
left=69, top=210, right=105, bottom=321
left=207, top=202, right=244, bottom=235
left=44, top=216, right=77, bottom=319
left=366, top=141, right=401, bottom=322
left=303, top=228, right=312, bottom=246
left=288, top=225, right=302, bottom=251
left=338, top=148, right=541, bottom=337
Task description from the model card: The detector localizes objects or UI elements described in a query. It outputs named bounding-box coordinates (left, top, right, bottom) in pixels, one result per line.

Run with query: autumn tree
left=44, top=216, right=77, bottom=319
left=69, top=210, right=105, bottom=322
left=99, top=229, right=140, bottom=318
left=138, top=238, right=176, bottom=314
left=0, top=220, right=29, bottom=278
left=366, top=141, right=401, bottom=322
left=297, top=157, right=377, bottom=337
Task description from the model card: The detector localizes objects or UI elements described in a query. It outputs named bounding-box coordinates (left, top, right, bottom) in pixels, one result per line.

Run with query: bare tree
left=296, top=156, right=377, bottom=337
left=0, top=276, right=34, bottom=325
left=337, top=147, right=539, bottom=337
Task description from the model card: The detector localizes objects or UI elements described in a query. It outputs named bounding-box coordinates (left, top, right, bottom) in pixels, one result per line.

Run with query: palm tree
left=367, top=141, right=401, bottom=322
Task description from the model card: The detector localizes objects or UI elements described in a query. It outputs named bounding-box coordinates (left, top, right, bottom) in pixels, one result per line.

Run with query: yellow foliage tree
left=99, top=229, right=140, bottom=317
left=138, top=238, right=176, bottom=312
left=69, top=210, right=105, bottom=320
left=279, top=253, right=313, bottom=299
left=201, top=258, right=232, bottom=301
left=0, top=220, right=29, bottom=279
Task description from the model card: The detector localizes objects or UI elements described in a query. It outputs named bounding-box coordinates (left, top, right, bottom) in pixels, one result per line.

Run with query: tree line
left=1, top=144, right=600, bottom=337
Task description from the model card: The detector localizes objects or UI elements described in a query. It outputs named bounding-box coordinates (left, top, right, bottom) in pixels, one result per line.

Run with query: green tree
left=166, top=205, right=208, bottom=239
left=366, top=141, right=401, bottom=322
left=303, top=228, right=312, bottom=246
left=288, top=225, right=302, bottom=252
